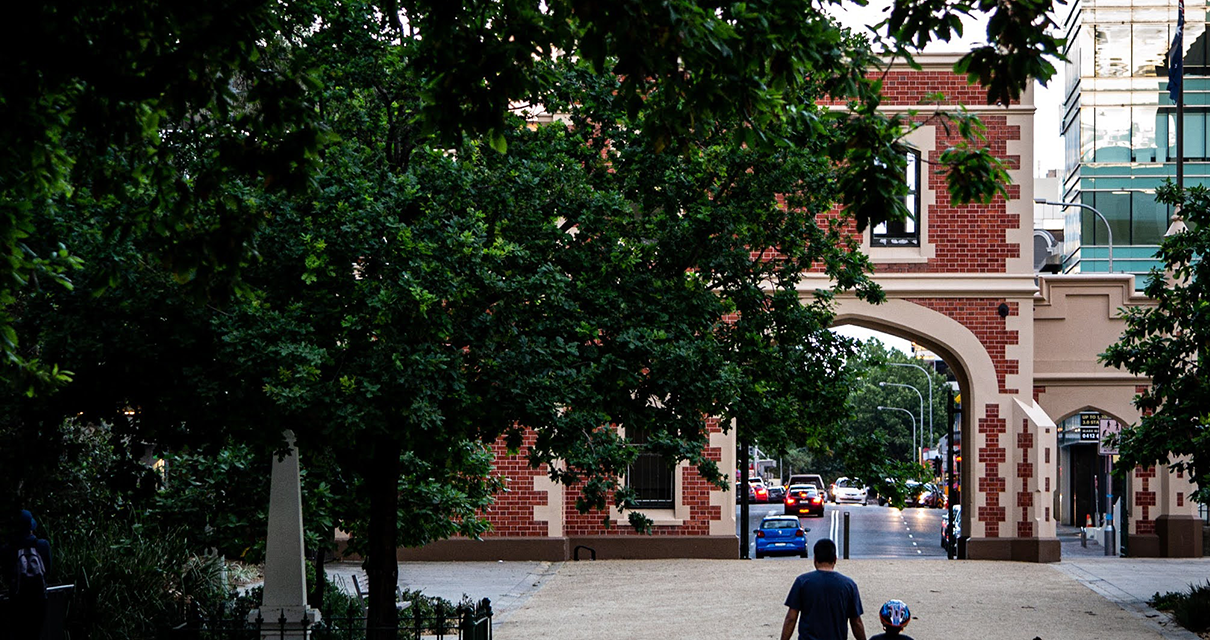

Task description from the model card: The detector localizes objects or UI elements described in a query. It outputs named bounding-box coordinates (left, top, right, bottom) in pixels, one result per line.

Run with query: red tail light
left=795, top=528, right=805, bottom=537
left=812, top=497, right=822, bottom=504
left=756, top=530, right=765, bottom=538
left=785, top=497, right=796, bottom=505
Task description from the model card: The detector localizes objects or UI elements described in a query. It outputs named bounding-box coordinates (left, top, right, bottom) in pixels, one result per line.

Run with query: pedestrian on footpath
left=869, top=600, right=913, bottom=640
left=1, top=510, right=52, bottom=640
left=780, top=538, right=866, bottom=640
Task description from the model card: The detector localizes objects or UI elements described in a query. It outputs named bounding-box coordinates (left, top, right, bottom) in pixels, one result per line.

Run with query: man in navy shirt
left=2, top=510, right=53, bottom=640
left=781, top=538, right=866, bottom=640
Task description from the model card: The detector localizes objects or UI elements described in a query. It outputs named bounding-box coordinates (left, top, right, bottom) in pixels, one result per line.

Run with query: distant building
left=1058, top=0, right=1206, bottom=278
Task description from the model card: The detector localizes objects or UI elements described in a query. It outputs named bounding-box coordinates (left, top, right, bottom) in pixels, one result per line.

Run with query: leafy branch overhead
left=1101, top=182, right=1210, bottom=504
left=3, top=1, right=1064, bottom=636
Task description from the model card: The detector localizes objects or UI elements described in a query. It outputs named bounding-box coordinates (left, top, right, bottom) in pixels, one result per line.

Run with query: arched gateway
left=383, top=54, right=1201, bottom=562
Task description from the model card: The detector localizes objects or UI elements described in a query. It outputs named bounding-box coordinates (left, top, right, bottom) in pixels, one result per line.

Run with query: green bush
left=55, top=518, right=228, bottom=640
left=1149, top=581, right=1210, bottom=633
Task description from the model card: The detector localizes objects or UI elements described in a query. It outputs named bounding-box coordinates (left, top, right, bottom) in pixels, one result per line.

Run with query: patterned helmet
left=879, top=600, right=911, bottom=630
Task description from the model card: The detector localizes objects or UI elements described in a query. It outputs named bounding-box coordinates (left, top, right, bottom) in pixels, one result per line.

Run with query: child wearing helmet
left=869, top=599, right=914, bottom=640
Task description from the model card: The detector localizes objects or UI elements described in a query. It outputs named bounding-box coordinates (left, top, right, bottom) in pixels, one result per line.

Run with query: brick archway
left=826, top=291, right=1060, bottom=562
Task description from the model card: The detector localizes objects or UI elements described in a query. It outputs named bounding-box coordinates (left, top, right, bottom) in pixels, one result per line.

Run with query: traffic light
left=931, top=457, right=942, bottom=476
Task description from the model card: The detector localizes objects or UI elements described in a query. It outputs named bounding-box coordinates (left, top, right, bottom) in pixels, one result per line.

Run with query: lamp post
left=884, top=362, right=934, bottom=454
left=879, top=381, right=924, bottom=458
left=877, top=405, right=919, bottom=464
left=1035, top=198, right=1114, bottom=273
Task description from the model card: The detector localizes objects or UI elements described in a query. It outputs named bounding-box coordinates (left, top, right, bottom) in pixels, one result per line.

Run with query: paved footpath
left=326, top=554, right=1210, bottom=640
left=494, top=558, right=1203, bottom=640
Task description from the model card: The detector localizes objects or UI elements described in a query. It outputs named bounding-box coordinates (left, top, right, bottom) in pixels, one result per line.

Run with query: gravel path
left=495, top=559, right=1169, bottom=640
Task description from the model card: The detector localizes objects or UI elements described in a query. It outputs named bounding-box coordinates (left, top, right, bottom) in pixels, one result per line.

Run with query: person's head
left=813, top=538, right=837, bottom=566
left=15, top=510, right=36, bottom=536
left=878, top=599, right=911, bottom=635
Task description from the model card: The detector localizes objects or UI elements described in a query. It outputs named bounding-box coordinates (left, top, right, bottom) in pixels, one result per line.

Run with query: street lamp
left=877, top=405, right=918, bottom=464
left=884, top=362, right=934, bottom=454
left=879, top=381, right=924, bottom=457
left=1035, top=198, right=1113, bottom=273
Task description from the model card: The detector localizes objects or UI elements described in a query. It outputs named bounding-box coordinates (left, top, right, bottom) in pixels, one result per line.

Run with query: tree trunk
left=366, top=437, right=402, bottom=640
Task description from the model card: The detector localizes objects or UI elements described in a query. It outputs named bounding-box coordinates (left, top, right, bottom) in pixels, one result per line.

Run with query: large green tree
left=1, top=0, right=1062, bottom=389
left=3, top=0, right=1065, bottom=634
left=1101, top=182, right=1210, bottom=505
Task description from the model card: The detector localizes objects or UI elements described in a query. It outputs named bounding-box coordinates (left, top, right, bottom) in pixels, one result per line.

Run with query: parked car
left=755, top=515, right=810, bottom=558
left=830, top=477, right=869, bottom=505
left=941, top=505, right=963, bottom=549
left=784, top=485, right=825, bottom=517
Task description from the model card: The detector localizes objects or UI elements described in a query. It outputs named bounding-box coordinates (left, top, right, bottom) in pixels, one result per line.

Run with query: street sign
left=1079, top=427, right=1101, bottom=442
left=1079, top=412, right=1101, bottom=427
left=1099, top=418, right=1120, bottom=455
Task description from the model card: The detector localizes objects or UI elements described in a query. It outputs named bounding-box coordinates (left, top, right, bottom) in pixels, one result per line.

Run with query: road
left=736, top=501, right=948, bottom=560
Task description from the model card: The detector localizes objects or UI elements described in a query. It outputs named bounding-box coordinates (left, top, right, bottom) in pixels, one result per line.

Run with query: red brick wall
left=976, top=403, right=1008, bottom=537
left=563, top=418, right=725, bottom=537
left=1135, top=465, right=1157, bottom=534
left=906, top=298, right=1019, bottom=395
left=1017, top=419, right=1035, bottom=537
left=472, top=419, right=726, bottom=540
left=482, top=430, right=552, bottom=537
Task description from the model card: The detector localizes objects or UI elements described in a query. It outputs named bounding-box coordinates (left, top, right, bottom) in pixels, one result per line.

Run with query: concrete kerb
left=323, top=560, right=558, bottom=623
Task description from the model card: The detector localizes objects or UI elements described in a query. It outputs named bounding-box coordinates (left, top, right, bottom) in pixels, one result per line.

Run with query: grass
left=1148, top=581, right=1210, bottom=633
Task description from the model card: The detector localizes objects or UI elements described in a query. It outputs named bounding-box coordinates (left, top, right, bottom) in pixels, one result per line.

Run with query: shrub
left=1171, top=582, right=1210, bottom=632
left=1148, top=581, right=1210, bottom=633
left=56, top=518, right=227, bottom=640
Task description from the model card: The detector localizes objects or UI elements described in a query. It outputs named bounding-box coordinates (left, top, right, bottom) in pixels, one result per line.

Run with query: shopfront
left=1056, top=411, right=1123, bottom=528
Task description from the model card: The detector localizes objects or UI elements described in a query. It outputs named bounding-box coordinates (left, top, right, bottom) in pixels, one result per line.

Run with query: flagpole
left=1168, top=0, right=1187, bottom=236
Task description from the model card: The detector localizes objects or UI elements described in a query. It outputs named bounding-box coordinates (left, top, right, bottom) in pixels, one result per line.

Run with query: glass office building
left=1060, top=0, right=1208, bottom=276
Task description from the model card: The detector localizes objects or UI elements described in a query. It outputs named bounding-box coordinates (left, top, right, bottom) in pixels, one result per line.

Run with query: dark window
left=627, top=427, right=674, bottom=509
left=872, top=149, right=921, bottom=247
left=1080, top=191, right=1171, bottom=245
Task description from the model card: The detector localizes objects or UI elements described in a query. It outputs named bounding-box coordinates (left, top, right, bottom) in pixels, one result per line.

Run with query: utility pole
left=946, top=389, right=959, bottom=560
left=739, top=441, right=750, bottom=559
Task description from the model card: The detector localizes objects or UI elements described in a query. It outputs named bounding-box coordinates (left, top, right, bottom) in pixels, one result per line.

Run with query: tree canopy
left=2, top=0, right=1065, bottom=634
left=1101, top=182, right=1210, bottom=504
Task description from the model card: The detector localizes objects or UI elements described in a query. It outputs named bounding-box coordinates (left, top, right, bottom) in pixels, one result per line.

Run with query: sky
left=831, top=325, right=914, bottom=355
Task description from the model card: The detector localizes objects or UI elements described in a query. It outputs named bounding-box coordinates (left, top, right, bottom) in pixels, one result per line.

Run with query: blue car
left=754, top=515, right=809, bottom=558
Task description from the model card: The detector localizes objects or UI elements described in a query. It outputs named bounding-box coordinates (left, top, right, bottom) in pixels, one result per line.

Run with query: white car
left=830, top=477, right=869, bottom=504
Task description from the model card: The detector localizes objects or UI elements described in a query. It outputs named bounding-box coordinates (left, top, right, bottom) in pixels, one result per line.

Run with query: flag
left=1169, top=0, right=1185, bottom=102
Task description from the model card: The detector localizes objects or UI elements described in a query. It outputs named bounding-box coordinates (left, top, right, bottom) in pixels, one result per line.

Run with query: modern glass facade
left=1061, top=0, right=1208, bottom=276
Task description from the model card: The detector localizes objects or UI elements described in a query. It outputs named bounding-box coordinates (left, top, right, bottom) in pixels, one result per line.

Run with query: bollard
left=1104, top=512, right=1115, bottom=556
left=1080, top=527, right=1087, bottom=548
left=843, top=511, right=850, bottom=560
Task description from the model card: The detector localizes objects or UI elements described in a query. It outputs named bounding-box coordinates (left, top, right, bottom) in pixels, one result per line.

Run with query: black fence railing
left=162, top=598, right=492, bottom=640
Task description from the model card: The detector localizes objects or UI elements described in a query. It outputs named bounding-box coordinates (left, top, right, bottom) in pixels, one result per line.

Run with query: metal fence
left=163, top=598, right=492, bottom=640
